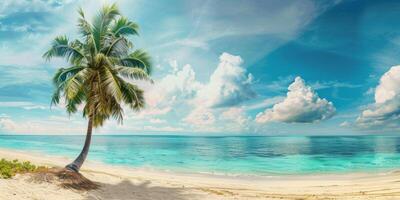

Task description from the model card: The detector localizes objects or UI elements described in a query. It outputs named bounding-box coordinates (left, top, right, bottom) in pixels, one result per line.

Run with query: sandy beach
left=0, top=149, right=399, bottom=200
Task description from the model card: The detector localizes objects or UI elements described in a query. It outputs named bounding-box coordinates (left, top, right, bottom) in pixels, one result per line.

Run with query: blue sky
left=0, top=0, right=400, bottom=135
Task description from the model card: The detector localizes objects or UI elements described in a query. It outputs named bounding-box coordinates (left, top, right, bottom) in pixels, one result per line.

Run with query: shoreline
left=1, top=148, right=400, bottom=199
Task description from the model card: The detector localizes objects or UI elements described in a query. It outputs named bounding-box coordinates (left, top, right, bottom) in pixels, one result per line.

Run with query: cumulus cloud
left=357, top=65, right=400, bottom=128
left=195, top=53, right=255, bottom=108
left=256, top=77, right=336, bottom=123
left=147, top=64, right=202, bottom=107
left=134, top=63, right=202, bottom=120
left=181, top=52, right=255, bottom=131
left=141, top=52, right=254, bottom=125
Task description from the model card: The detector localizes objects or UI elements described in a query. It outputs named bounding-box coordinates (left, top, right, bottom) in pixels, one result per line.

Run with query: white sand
left=1, top=148, right=400, bottom=200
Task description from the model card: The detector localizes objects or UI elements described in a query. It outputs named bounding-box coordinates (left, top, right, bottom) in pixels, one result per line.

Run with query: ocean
left=0, top=135, right=400, bottom=175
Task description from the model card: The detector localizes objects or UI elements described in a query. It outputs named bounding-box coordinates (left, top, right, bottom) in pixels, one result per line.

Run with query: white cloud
left=143, top=125, right=183, bottom=132
left=100, top=117, right=184, bottom=134
left=168, top=59, right=179, bottom=73
left=310, top=81, right=362, bottom=90
left=137, top=107, right=172, bottom=117
left=374, top=66, right=400, bottom=104
left=147, top=64, right=201, bottom=107
left=357, top=65, right=400, bottom=129
left=148, top=118, right=166, bottom=124
left=340, top=121, right=351, bottom=127
left=220, top=107, right=249, bottom=126
left=195, top=53, right=255, bottom=108
left=0, top=101, right=48, bottom=110
left=180, top=53, right=255, bottom=132
left=244, top=96, right=285, bottom=110
left=137, top=63, right=202, bottom=119
left=256, top=77, right=336, bottom=123
left=265, top=75, right=360, bottom=93
left=183, top=107, right=215, bottom=126
left=141, top=52, right=254, bottom=129
left=0, top=116, right=86, bottom=134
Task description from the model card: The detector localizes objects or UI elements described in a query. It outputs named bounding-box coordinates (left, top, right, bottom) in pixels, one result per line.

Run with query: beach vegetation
left=0, top=159, right=42, bottom=179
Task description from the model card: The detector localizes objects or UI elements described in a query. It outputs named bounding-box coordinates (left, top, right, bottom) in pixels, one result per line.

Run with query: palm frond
left=92, top=112, right=109, bottom=127
left=51, top=86, right=62, bottom=106
left=77, top=7, right=93, bottom=37
left=53, top=66, right=85, bottom=86
left=110, top=99, right=124, bottom=124
left=92, top=3, right=120, bottom=51
left=64, top=68, right=90, bottom=101
left=51, top=66, right=85, bottom=106
left=97, top=55, right=123, bottom=101
left=120, top=81, right=145, bottom=111
left=43, top=36, right=85, bottom=65
left=120, top=49, right=152, bottom=74
left=111, top=17, right=139, bottom=37
left=66, top=86, right=86, bottom=114
left=116, top=66, right=152, bottom=82
left=103, top=37, right=130, bottom=57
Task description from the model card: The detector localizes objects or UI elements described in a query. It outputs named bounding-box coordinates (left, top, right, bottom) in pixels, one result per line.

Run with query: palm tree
left=43, top=3, right=152, bottom=173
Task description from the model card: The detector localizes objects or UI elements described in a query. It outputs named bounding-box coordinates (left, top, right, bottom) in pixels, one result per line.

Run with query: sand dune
left=1, top=149, right=400, bottom=200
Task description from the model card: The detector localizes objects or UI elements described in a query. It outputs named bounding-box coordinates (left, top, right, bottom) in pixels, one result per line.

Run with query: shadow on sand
left=85, top=179, right=191, bottom=200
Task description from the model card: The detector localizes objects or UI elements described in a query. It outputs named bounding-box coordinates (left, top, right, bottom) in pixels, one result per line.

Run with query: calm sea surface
left=1, top=135, right=400, bottom=175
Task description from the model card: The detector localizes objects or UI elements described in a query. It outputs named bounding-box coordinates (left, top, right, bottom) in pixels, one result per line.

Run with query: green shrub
left=0, top=158, right=42, bottom=179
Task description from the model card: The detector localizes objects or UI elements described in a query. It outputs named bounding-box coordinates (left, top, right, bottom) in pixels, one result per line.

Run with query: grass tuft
left=0, top=158, right=45, bottom=179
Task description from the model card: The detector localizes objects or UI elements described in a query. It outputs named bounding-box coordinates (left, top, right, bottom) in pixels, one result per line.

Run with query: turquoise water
left=1, top=135, right=400, bottom=175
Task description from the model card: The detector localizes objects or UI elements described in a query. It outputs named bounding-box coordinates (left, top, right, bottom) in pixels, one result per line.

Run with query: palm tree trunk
left=65, top=117, right=93, bottom=172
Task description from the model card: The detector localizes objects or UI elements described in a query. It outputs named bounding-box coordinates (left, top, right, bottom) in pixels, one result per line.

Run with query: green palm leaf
left=53, top=66, right=85, bottom=86
left=103, top=37, right=130, bottom=57
left=120, top=49, right=152, bottom=74
left=64, top=68, right=90, bottom=101
left=116, top=66, right=152, bottom=82
left=112, top=17, right=139, bottom=37
left=120, top=81, right=145, bottom=110
left=43, top=36, right=85, bottom=65
left=92, top=3, right=120, bottom=52
left=77, top=8, right=93, bottom=37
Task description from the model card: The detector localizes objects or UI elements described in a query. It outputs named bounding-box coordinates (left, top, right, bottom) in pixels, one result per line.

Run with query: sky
left=0, top=0, right=400, bottom=135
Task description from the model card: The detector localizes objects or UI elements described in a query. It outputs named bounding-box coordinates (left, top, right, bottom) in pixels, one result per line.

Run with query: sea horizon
left=1, top=133, right=400, bottom=137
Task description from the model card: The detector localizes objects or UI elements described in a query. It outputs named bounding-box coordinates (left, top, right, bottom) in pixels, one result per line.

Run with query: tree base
left=29, top=167, right=99, bottom=191
left=65, top=163, right=79, bottom=173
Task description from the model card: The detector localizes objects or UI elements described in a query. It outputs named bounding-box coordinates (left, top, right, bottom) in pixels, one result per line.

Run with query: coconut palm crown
left=43, top=3, right=152, bottom=172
